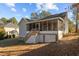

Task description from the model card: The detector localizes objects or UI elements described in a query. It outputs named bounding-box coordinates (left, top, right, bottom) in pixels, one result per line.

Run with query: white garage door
left=45, top=34, right=56, bottom=42
left=39, top=35, right=44, bottom=42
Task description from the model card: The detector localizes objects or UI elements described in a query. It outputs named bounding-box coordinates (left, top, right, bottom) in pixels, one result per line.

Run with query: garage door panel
left=45, top=34, right=56, bottom=42
left=50, top=35, right=56, bottom=42
left=39, top=35, right=43, bottom=42
left=45, top=35, right=50, bottom=42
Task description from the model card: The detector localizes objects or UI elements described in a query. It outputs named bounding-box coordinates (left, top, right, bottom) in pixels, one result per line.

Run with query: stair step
left=23, top=31, right=39, bottom=41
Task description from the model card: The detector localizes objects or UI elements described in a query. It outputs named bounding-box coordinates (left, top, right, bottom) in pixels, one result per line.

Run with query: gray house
left=19, top=12, right=68, bottom=43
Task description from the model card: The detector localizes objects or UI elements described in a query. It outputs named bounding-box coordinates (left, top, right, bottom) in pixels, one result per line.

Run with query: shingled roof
left=39, top=12, right=67, bottom=20
left=21, top=17, right=30, bottom=21
left=0, top=20, right=4, bottom=27
left=4, top=22, right=18, bottom=28
left=19, top=12, right=67, bottom=24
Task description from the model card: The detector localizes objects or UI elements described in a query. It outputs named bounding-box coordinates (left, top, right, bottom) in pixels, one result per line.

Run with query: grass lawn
left=0, top=38, right=25, bottom=47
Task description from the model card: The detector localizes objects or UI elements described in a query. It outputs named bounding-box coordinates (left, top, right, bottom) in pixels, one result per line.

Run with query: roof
left=39, top=12, right=67, bottom=20
left=26, top=17, right=64, bottom=24
left=28, top=12, right=67, bottom=23
left=19, top=17, right=30, bottom=24
left=4, top=22, right=18, bottom=28
left=19, top=12, right=67, bottom=24
left=21, top=17, right=30, bottom=21
left=0, top=20, right=4, bottom=27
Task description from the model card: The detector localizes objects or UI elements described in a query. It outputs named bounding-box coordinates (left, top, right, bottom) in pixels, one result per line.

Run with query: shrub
left=0, top=32, right=5, bottom=40
left=12, top=34, right=15, bottom=38
left=68, top=20, right=75, bottom=33
left=0, top=27, right=5, bottom=32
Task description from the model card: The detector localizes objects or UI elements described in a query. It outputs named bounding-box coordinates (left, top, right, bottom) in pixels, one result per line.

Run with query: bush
left=68, top=20, right=75, bottom=33
left=12, top=34, right=15, bottom=38
left=0, top=27, right=5, bottom=32
left=0, top=32, right=5, bottom=40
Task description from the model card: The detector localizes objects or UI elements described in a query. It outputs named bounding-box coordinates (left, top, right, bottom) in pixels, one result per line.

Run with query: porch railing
left=23, top=31, right=39, bottom=42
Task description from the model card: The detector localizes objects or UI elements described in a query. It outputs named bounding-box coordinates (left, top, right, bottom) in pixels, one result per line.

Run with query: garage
left=45, top=34, right=57, bottom=42
left=39, top=34, right=57, bottom=43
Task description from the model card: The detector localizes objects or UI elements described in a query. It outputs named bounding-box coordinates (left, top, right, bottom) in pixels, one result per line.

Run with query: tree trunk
left=76, top=19, right=78, bottom=32
left=75, top=7, right=78, bottom=33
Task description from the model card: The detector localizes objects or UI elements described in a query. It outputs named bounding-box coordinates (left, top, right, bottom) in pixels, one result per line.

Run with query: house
left=0, top=19, right=19, bottom=37
left=0, top=20, right=4, bottom=27
left=19, top=12, right=68, bottom=43
left=4, top=22, right=19, bottom=37
left=0, top=20, right=5, bottom=32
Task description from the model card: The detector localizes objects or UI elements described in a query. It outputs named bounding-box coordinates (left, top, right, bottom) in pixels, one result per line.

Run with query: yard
left=0, top=33, right=79, bottom=56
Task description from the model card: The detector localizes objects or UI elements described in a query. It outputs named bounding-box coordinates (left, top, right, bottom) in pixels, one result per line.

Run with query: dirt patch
left=0, top=43, right=48, bottom=56
left=0, top=34, right=79, bottom=56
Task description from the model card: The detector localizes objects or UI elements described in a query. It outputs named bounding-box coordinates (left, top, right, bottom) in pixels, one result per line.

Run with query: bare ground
left=0, top=34, right=79, bottom=56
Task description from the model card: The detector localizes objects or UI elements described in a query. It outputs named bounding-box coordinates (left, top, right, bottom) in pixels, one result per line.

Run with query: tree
left=68, top=19, right=75, bottom=33
left=71, top=3, right=79, bottom=32
left=0, top=27, right=5, bottom=32
left=9, top=17, right=18, bottom=24
left=0, top=17, right=8, bottom=23
left=39, top=10, right=51, bottom=18
left=31, top=12, right=39, bottom=19
left=31, top=11, right=51, bottom=20
left=0, top=31, right=5, bottom=40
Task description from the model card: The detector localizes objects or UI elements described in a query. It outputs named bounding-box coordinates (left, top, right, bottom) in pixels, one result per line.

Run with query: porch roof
left=26, top=17, right=64, bottom=24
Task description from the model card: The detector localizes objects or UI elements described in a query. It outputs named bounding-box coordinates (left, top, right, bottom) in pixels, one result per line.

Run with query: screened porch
left=26, top=17, right=64, bottom=31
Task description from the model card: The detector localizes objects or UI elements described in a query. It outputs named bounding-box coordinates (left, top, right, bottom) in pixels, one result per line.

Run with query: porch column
left=31, top=23, right=33, bottom=31
left=39, top=22, right=40, bottom=31
left=35, top=23, right=36, bottom=30
left=47, top=21, right=48, bottom=31
left=56, top=19, right=59, bottom=41
left=57, top=20, right=59, bottom=31
left=35, top=23, right=37, bottom=31
left=41, top=22, right=43, bottom=31
left=27, top=24, right=29, bottom=31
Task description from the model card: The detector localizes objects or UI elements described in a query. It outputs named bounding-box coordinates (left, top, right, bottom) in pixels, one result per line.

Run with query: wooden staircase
left=23, top=31, right=39, bottom=42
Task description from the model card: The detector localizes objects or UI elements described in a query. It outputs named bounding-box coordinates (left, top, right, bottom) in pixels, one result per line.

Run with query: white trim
left=26, top=17, right=64, bottom=24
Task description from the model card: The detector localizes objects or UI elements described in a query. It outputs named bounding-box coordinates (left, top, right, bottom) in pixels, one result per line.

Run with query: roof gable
left=4, top=22, right=18, bottom=28
left=19, top=17, right=30, bottom=24
left=0, top=20, right=4, bottom=27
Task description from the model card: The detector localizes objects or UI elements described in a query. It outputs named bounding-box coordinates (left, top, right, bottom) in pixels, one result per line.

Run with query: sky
left=0, top=3, right=72, bottom=22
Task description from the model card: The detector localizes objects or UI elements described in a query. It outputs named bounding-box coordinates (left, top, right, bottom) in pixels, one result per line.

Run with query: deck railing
left=23, top=31, right=39, bottom=42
